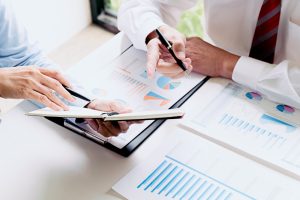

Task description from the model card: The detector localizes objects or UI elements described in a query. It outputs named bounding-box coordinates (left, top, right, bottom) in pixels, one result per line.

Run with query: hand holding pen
left=145, top=25, right=193, bottom=79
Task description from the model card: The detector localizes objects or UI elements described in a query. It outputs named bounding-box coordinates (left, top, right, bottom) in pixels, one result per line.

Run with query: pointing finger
left=146, top=38, right=161, bottom=79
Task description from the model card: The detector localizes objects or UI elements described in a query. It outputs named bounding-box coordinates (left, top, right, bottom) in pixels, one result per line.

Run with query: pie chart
left=245, top=92, right=262, bottom=101
left=276, top=104, right=295, bottom=114
left=157, top=76, right=181, bottom=90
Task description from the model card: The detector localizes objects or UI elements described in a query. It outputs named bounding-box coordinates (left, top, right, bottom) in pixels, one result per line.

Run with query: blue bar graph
left=136, top=156, right=256, bottom=200
left=218, top=114, right=287, bottom=149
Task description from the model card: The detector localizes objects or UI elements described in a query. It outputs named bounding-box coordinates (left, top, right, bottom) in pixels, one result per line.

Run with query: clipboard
left=45, top=76, right=209, bottom=157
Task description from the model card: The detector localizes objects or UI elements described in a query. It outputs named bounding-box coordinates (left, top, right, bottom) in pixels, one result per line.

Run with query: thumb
left=172, top=41, right=186, bottom=60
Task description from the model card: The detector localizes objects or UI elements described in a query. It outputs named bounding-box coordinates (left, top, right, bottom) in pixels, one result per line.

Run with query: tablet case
left=46, top=77, right=210, bottom=157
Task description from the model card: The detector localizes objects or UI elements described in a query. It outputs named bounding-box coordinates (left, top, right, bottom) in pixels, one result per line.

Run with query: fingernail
left=178, top=51, right=185, bottom=59
left=71, top=97, right=77, bottom=102
left=147, top=69, right=152, bottom=77
left=148, top=73, right=153, bottom=79
left=63, top=105, right=69, bottom=111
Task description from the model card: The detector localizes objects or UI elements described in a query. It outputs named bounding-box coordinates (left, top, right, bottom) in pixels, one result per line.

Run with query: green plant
left=177, top=1, right=204, bottom=37
left=105, top=0, right=204, bottom=36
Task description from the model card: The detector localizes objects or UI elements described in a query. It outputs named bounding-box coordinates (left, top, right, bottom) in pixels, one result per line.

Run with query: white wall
left=11, top=0, right=92, bottom=53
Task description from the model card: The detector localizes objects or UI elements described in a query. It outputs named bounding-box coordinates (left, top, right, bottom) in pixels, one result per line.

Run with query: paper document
left=67, top=38, right=205, bottom=148
left=181, top=79, right=300, bottom=179
left=27, top=106, right=185, bottom=121
left=113, top=130, right=300, bottom=200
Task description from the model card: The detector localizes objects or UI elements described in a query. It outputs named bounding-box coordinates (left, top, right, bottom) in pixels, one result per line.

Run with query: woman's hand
left=86, top=99, right=143, bottom=137
left=0, top=66, right=75, bottom=110
left=146, top=25, right=193, bottom=79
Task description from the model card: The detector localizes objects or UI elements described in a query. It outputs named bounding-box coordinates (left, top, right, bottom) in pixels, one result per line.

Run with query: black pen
left=63, top=86, right=91, bottom=102
left=63, top=85, right=91, bottom=124
left=155, top=29, right=189, bottom=74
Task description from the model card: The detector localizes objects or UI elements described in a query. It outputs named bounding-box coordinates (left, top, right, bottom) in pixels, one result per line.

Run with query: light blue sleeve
left=0, top=0, right=58, bottom=69
left=0, top=0, right=96, bottom=109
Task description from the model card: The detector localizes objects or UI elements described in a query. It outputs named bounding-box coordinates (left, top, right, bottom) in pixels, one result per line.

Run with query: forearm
left=232, top=57, right=300, bottom=109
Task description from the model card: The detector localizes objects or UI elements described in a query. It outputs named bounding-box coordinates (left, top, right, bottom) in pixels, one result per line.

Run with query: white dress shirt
left=118, top=0, right=300, bottom=109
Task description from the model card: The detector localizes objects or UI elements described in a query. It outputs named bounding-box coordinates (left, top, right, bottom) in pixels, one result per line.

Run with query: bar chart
left=183, top=82, right=300, bottom=178
left=136, top=156, right=255, bottom=200
left=218, top=113, right=288, bottom=150
left=113, top=130, right=300, bottom=200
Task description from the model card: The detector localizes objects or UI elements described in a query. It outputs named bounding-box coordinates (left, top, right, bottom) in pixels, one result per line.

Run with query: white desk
left=0, top=100, right=187, bottom=200
left=0, top=29, right=297, bottom=200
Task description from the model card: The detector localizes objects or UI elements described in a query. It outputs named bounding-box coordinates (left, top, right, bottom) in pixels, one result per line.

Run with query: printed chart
left=157, top=76, right=181, bottom=90
left=136, top=157, right=253, bottom=200
left=245, top=92, right=263, bottom=101
left=68, top=45, right=205, bottom=149
left=182, top=82, right=300, bottom=178
left=113, top=131, right=300, bottom=200
left=144, top=91, right=170, bottom=107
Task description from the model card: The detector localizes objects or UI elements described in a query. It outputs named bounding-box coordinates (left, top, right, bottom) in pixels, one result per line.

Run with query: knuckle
left=53, top=80, right=61, bottom=88
left=24, top=78, right=34, bottom=85
left=39, top=95, right=47, bottom=103
left=169, top=35, right=178, bottom=42
left=109, top=101, right=120, bottom=110
left=26, top=67, right=39, bottom=76
left=17, top=88, right=26, bottom=97
left=52, top=70, right=60, bottom=77
left=46, top=90, right=54, bottom=98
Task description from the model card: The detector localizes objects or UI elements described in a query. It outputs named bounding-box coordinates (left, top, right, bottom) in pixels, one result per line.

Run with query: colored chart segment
left=260, top=114, right=296, bottom=133
left=276, top=105, right=295, bottom=114
left=157, top=76, right=181, bottom=90
left=140, top=70, right=148, bottom=79
left=245, top=92, right=262, bottom=101
left=144, top=91, right=170, bottom=106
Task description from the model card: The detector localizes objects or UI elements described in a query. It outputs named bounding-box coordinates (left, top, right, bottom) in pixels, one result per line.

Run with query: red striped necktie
left=249, top=0, right=282, bottom=64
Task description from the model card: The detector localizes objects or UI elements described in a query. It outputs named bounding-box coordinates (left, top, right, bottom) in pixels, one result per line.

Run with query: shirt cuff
left=135, top=19, right=166, bottom=51
left=232, top=56, right=274, bottom=90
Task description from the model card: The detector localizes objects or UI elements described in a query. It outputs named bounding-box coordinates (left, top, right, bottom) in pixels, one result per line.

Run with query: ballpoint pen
left=155, top=29, right=190, bottom=76
left=63, top=85, right=91, bottom=123
left=63, top=86, right=91, bottom=102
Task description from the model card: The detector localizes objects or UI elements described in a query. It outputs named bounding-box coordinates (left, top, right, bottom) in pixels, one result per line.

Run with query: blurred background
left=92, top=0, right=204, bottom=37
left=10, top=0, right=204, bottom=54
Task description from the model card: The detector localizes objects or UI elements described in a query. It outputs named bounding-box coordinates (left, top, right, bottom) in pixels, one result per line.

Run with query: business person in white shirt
left=0, top=0, right=135, bottom=137
left=118, top=0, right=300, bottom=109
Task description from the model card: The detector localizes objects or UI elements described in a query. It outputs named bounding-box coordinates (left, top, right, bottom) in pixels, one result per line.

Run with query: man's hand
left=185, top=37, right=240, bottom=79
left=0, top=66, right=75, bottom=111
left=86, top=100, right=143, bottom=137
left=146, top=25, right=193, bottom=79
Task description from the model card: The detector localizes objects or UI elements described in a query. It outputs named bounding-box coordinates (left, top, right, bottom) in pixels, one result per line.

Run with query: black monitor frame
left=90, top=0, right=119, bottom=33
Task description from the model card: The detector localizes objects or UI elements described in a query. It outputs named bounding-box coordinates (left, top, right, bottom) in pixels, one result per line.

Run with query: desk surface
left=0, top=26, right=296, bottom=200
left=0, top=101, right=180, bottom=200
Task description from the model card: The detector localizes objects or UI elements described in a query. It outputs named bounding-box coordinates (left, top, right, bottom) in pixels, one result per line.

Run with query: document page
left=67, top=43, right=205, bottom=148
left=113, top=130, right=300, bottom=200
left=181, top=79, right=300, bottom=179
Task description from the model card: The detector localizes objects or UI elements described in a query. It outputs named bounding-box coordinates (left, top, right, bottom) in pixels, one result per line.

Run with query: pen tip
left=184, top=71, right=190, bottom=77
